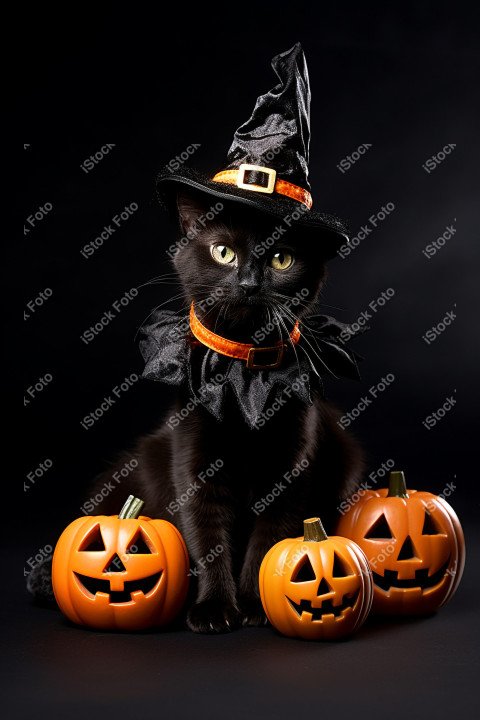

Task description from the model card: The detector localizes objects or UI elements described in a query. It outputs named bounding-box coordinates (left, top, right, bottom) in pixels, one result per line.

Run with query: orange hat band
left=211, top=163, right=313, bottom=210
left=189, top=302, right=301, bottom=370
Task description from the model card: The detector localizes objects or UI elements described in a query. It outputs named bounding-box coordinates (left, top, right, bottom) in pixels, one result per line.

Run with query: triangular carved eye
left=422, top=511, right=440, bottom=535
left=365, top=514, right=394, bottom=539
left=79, top=525, right=106, bottom=551
left=291, top=555, right=316, bottom=582
left=332, top=552, right=351, bottom=577
left=126, top=530, right=153, bottom=554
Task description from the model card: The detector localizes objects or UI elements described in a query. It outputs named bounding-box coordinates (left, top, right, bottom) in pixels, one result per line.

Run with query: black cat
left=28, top=189, right=364, bottom=633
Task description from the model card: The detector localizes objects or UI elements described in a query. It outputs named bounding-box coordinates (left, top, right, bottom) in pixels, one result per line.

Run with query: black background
left=15, top=3, right=479, bottom=718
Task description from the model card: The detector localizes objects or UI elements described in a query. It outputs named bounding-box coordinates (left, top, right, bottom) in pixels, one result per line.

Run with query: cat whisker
left=217, top=300, right=232, bottom=333
left=271, top=292, right=313, bottom=311
left=274, top=302, right=333, bottom=338
left=137, top=272, right=181, bottom=286
left=272, top=289, right=347, bottom=318
left=271, top=304, right=302, bottom=379
left=314, top=288, right=346, bottom=313
left=272, top=302, right=339, bottom=378
left=133, top=292, right=191, bottom=341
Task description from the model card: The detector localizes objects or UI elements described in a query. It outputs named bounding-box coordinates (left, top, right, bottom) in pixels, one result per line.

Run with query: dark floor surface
left=5, top=524, right=479, bottom=720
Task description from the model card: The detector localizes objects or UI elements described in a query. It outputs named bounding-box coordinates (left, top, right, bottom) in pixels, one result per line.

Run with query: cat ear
left=176, top=191, right=208, bottom=236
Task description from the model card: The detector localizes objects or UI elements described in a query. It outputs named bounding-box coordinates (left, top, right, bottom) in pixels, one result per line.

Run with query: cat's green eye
left=270, top=249, right=294, bottom=271
left=211, top=244, right=236, bottom=265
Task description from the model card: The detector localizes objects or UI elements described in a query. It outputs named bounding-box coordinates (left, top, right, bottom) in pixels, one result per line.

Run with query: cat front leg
left=238, top=508, right=304, bottom=627
left=178, top=482, right=241, bottom=633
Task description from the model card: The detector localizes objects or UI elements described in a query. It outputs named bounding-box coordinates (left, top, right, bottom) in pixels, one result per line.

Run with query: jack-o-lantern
left=336, top=471, right=465, bottom=615
left=259, top=517, right=373, bottom=640
left=52, top=495, right=189, bottom=630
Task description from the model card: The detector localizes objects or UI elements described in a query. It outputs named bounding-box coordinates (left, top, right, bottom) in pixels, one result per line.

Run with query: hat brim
left=156, top=167, right=349, bottom=257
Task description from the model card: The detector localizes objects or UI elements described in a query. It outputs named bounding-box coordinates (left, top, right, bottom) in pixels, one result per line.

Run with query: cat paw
left=186, top=598, right=242, bottom=634
left=26, top=556, right=56, bottom=606
left=239, top=595, right=269, bottom=627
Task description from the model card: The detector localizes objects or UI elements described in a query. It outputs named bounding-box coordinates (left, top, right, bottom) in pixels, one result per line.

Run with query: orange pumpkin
left=52, top=496, right=189, bottom=630
left=336, top=471, right=465, bottom=615
left=259, top=517, right=373, bottom=640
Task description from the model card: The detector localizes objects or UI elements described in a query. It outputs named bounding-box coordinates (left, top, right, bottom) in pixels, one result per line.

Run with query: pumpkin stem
left=303, top=517, right=328, bottom=542
left=118, top=495, right=145, bottom=519
left=387, top=471, right=409, bottom=498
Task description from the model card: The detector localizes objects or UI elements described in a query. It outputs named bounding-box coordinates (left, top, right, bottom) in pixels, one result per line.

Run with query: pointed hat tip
left=280, top=41, right=304, bottom=58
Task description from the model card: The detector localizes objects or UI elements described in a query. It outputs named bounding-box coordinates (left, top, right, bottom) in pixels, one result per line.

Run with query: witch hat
left=156, top=43, right=348, bottom=253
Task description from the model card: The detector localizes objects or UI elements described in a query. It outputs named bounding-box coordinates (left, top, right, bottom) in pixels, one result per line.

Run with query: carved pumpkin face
left=259, top=518, right=373, bottom=640
left=336, top=473, right=465, bottom=615
left=53, top=510, right=189, bottom=630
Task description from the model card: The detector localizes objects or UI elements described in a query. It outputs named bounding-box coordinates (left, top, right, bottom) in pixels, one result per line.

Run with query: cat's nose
left=239, top=279, right=260, bottom=296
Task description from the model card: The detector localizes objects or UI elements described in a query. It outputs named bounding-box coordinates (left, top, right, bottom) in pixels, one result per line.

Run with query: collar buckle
left=236, top=164, right=277, bottom=194
left=246, top=344, right=285, bottom=370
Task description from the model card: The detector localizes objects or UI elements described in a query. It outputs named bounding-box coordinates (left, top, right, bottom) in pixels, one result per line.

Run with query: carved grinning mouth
left=286, top=590, right=359, bottom=621
left=74, top=572, right=162, bottom=604
left=372, top=562, right=449, bottom=592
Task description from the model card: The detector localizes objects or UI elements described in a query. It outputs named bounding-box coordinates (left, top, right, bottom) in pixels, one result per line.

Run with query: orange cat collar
left=212, top=164, right=313, bottom=210
left=189, top=302, right=301, bottom=370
